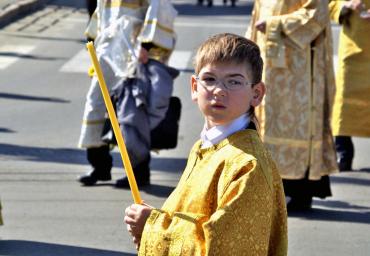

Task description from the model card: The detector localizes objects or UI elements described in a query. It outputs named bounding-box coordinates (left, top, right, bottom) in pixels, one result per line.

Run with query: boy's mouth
left=211, top=103, right=226, bottom=109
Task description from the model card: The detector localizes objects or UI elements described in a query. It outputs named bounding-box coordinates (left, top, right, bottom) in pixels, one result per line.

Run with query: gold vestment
left=329, top=0, right=370, bottom=137
left=139, top=130, right=288, bottom=256
left=246, top=0, right=338, bottom=180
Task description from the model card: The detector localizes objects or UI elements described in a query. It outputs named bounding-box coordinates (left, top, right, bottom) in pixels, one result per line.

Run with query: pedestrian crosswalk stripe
left=0, top=45, right=36, bottom=70
left=59, top=48, right=90, bottom=73
left=168, top=50, right=193, bottom=71
left=175, top=21, right=247, bottom=29
left=59, top=49, right=193, bottom=73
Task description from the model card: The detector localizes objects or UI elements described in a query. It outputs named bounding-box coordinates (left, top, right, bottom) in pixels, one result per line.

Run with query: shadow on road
left=0, top=52, right=65, bottom=61
left=0, top=143, right=87, bottom=165
left=112, top=183, right=176, bottom=197
left=151, top=157, right=187, bottom=173
left=0, top=92, right=70, bottom=103
left=0, top=143, right=186, bottom=173
left=6, top=33, right=87, bottom=43
left=288, top=208, right=370, bottom=225
left=174, top=3, right=253, bottom=16
left=0, top=240, right=134, bottom=256
left=330, top=173, right=370, bottom=186
left=313, top=199, right=370, bottom=210
left=0, top=127, right=15, bottom=133
left=359, top=168, right=370, bottom=173
left=45, top=0, right=254, bottom=16
left=47, top=0, right=86, bottom=9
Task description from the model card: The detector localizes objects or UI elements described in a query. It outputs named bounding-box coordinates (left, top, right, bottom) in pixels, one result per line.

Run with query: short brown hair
left=194, top=33, right=263, bottom=84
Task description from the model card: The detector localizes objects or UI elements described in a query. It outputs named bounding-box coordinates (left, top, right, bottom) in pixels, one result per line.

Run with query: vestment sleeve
left=139, top=159, right=287, bottom=255
left=137, top=0, right=177, bottom=51
left=266, top=0, right=328, bottom=50
left=245, top=1, right=259, bottom=40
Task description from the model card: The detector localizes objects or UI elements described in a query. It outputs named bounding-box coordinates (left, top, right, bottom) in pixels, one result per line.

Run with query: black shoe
left=287, top=197, right=312, bottom=212
left=78, top=171, right=111, bottom=186
left=207, top=1, right=213, bottom=7
left=115, top=176, right=150, bottom=188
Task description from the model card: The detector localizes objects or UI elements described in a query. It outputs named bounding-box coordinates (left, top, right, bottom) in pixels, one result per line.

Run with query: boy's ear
left=191, top=75, right=198, bottom=102
left=250, top=82, right=266, bottom=107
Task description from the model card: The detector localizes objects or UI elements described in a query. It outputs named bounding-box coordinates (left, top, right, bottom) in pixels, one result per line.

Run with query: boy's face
left=191, top=61, right=265, bottom=129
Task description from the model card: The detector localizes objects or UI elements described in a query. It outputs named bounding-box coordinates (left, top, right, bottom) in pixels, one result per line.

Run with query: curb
left=0, top=0, right=48, bottom=28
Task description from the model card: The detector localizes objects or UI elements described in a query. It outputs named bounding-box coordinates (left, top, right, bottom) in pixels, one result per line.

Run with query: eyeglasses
left=195, top=76, right=256, bottom=91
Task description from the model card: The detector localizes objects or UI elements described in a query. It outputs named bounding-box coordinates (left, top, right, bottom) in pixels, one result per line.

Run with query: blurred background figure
left=197, top=0, right=237, bottom=7
left=78, top=0, right=177, bottom=188
left=246, top=0, right=338, bottom=211
left=223, top=0, right=236, bottom=7
left=329, top=0, right=370, bottom=171
left=197, top=0, right=213, bottom=7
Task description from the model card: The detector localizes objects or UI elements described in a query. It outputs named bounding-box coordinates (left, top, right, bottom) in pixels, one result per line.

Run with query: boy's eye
left=201, top=77, right=216, bottom=85
left=226, top=79, right=243, bottom=88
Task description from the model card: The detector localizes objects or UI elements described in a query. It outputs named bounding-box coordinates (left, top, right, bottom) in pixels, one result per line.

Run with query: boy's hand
left=124, top=203, right=153, bottom=245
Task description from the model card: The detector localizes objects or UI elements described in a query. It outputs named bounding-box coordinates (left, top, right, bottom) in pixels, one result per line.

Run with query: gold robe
left=329, top=0, right=370, bottom=137
left=246, top=0, right=338, bottom=180
left=139, top=130, right=288, bottom=256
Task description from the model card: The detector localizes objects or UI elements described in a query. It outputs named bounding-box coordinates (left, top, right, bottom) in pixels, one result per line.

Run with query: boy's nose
left=213, top=85, right=227, bottom=97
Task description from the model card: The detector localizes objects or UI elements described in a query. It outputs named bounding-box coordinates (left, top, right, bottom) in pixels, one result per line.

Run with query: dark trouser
left=283, top=175, right=332, bottom=200
left=335, top=136, right=354, bottom=171
left=87, top=145, right=150, bottom=181
left=283, top=168, right=332, bottom=211
left=131, top=156, right=151, bottom=182
left=87, top=145, right=112, bottom=178
left=86, top=0, right=97, bottom=18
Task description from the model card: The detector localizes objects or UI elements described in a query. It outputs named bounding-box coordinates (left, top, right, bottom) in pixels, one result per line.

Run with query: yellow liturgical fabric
left=139, top=130, right=288, bottom=256
left=246, top=0, right=338, bottom=180
left=329, top=0, right=370, bottom=137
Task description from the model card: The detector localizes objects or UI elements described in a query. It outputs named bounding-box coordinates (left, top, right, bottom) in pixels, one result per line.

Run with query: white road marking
left=175, top=21, right=247, bottom=28
left=168, top=50, right=193, bottom=71
left=59, top=48, right=90, bottom=73
left=60, top=49, right=193, bottom=73
left=0, top=45, right=36, bottom=69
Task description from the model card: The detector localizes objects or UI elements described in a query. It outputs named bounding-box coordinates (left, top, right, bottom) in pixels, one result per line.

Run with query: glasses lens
left=197, top=76, right=251, bottom=90
left=225, top=78, right=244, bottom=90
left=199, top=76, right=216, bottom=88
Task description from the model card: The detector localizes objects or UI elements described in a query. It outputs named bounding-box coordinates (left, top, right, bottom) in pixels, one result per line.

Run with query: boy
left=124, top=33, right=288, bottom=255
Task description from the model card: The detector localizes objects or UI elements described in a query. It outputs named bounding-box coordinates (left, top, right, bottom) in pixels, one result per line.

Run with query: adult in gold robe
left=246, top=0, right=338, bottom=210
left=329, top=0, right=370, bottom=171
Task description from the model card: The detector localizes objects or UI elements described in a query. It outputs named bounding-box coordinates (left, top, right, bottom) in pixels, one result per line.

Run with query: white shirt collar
left=200, top=114, right=250, bottom=149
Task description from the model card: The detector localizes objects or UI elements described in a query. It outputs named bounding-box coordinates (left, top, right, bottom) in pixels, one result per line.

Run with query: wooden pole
left=86, top=42, right=142, bottom=204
